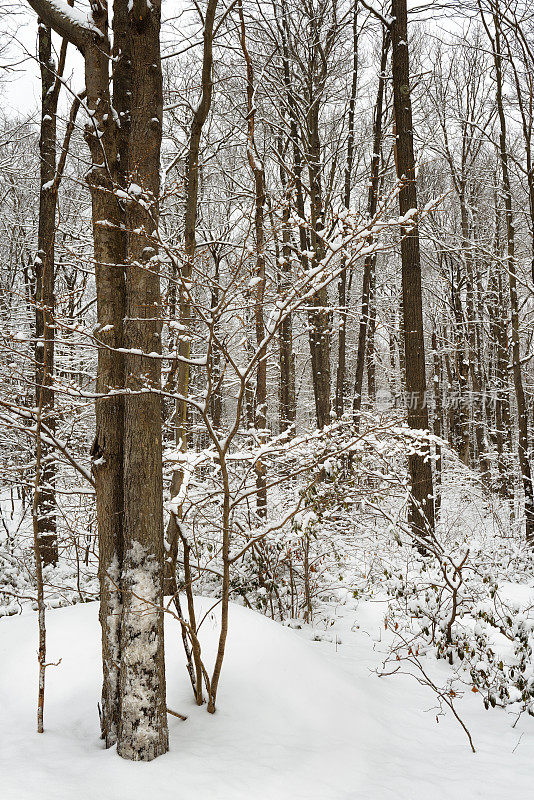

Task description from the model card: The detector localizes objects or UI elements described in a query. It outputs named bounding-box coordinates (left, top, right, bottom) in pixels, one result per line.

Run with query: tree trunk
left=335, top=2, right=359, bottom=418
left=165, top=0, right=218, bottom=606
left=117, top=0, right=169, bottom=760
left=82, top=3, right=127, bottom=749
left=279, top=0, right=330, bottom=429
left=353, top=29, right=389, bottom=428
left=209, top=251, right=224, bottom=429
left=277, top=140, right=296, bottom=432
left=238, top=0, right=267, bottom=517
left=35, top=22, right=60, bottom=567
left=432, top=328, right=442, bottom=516
left=391, top=0, right=435, bottom=540
left=175, top=0, right=218, bottom=450
left=24, top=0, right=169, bottom=760
left=307, top=99, right=331, bottom=429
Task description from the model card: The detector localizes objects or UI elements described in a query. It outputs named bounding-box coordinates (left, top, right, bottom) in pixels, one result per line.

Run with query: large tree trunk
left=83, top=4, right=127, bottom=750
left=25, top=0, right=169, bottom=760
left=391, top=0, right=435, bottom=540
left=117, top=0, right=168, bottom=760
left=279, top=0, right=309, bottom=430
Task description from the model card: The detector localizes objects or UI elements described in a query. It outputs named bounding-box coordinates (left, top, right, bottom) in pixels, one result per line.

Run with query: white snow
left=1, top=597, right=533, bottom=799
left=39, top=0, right=102, bottom=40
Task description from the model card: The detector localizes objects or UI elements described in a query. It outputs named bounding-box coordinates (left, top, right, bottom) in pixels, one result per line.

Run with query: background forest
left=1, top=0, right=534, bottom=796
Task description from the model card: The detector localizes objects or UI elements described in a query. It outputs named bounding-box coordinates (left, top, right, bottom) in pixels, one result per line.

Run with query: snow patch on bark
left=118, top=542, right=168, bottom=760
left=101, top=555, right=122, bottom=745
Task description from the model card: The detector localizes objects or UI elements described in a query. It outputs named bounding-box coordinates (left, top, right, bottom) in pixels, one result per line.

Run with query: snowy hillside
left=1, top=597, right=533, bottom=800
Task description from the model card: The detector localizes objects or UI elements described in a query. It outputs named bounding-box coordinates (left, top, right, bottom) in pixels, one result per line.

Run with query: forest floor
left=1, top=590, right=533, bottom=799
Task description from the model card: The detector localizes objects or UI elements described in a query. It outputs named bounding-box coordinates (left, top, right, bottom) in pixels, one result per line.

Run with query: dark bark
left=83, top=1, right=126, bottom=750
left=279, top=0, right=331, bottom=429
left=35, top=22, right=60, bottom=566
left=27, top=0, right=169, bottom=760
left=209, top=251, right=224, bottom=429
left=307, top=96, right=332, bottom=430
left=238, top=0, right=267, bottom=516
left=118, top=0, right=168, bottom=760
left=391, top=0, right=435, bottom=540
left=277, top=139, right=296, bottom=432
left=335, top=2, right=359, bottom=418
left=353, top=29, right=389, bottom=428
left=431, top=328, right=442, bottom=516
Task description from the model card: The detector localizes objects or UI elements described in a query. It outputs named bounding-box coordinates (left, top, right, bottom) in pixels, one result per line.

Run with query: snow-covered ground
left=1, top=595, right=533, bottom=800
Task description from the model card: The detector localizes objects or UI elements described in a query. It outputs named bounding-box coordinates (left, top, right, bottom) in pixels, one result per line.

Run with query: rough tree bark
left=84, top=3, right=127, bottom=750
left=117, top=0, right=168, bottom=760
left=391, top=0, right=435, bottom=540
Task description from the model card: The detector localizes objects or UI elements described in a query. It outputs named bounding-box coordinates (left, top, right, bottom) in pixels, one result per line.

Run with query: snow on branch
left=25, top=0, right=103, bottom=53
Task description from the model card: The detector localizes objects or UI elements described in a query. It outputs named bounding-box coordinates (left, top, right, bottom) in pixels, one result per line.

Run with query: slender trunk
left=32, top=273, right=50, bottom=734
left=165, top=0, right=218, bottom=613
left=367, top=276, right=377, bottom=403
left=207, top=464, right=231, bottom=713
left=209, top=253, right=224, bottom=429
left=307, top=99, right=331, bottom=429
left=492, top=268, right=513, bottom=495
left=335, top=3, right=359, bottom=418
left=432, top=328, right=442, bottom=516
left=32, top=473, right=47, bottom=734
left=353, top=30, right=389, bottom=427
left=238, top=0, right=267, bottom=517
left=175, top=0, right=218, bottom=449
left=277, top=139, right=296, bottom=432
left=450, top=262, right=470, bottom=464
left=35, top=23, right=60, bottom=566
left=460, top=188, right=490, bottom=481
